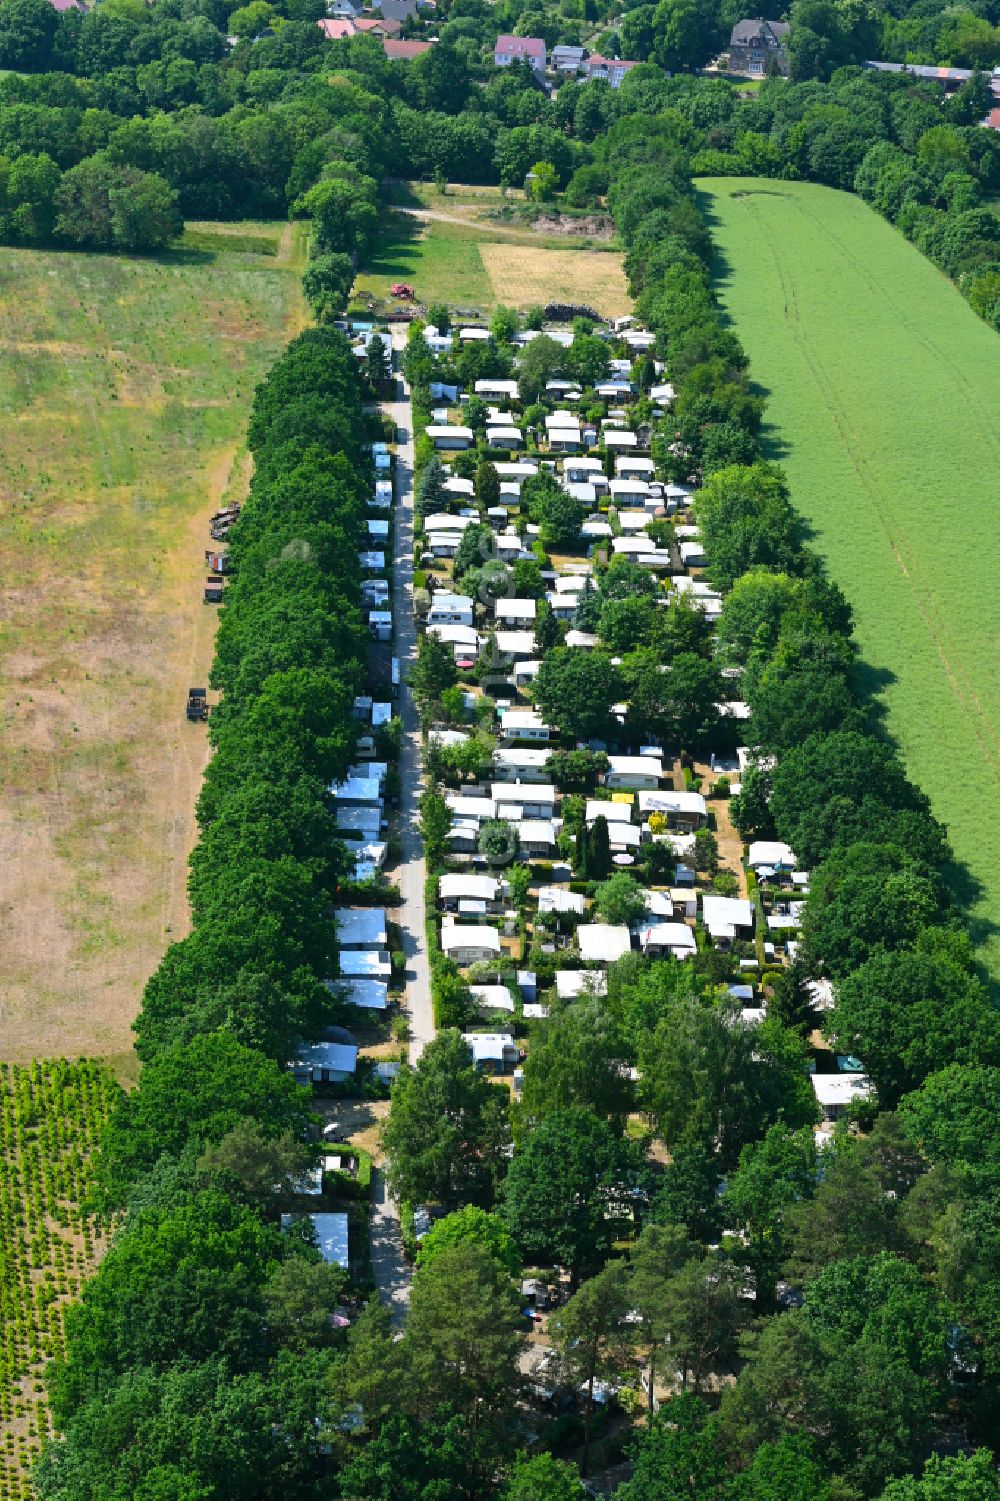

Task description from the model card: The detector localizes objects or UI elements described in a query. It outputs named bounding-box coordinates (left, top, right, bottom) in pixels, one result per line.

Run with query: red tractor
left=390, top=282, right=415, bottom=299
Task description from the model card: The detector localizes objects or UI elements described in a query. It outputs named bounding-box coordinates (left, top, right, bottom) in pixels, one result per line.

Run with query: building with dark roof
left=728, top=17, right=790, bottom=77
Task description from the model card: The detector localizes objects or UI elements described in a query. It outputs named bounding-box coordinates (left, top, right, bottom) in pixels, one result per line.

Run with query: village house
left=487, top=424, right=525, bottom=451
left=584, top=54, right=639, bottom=87
left=495, top=629, right=536, bottom=660
left=493, top=597, right=536, bottom=626
left=331, top=978, right=389, bottom=1011
left=551, top=43, right=587, bottom=74
left=335, top=805, right=383, bottom=840
left=728, top=17, right=790, bottom=75
left=339, top=949, right=392, bottom=980
left=494, top=34, right=546, bottom=71
left=537, top=886, right=586, bottom=916
left=514, top=818, right=558, bottom=856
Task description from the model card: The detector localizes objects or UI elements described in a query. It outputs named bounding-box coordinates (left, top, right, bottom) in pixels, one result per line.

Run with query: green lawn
left=354, top=204, right=630, bottom=315
left=699, top=178, right=1000, bottom=977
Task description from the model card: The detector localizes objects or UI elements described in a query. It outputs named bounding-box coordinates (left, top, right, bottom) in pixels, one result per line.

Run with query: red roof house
left=494, top=34, right=546, bottom=72
left=384, top=37, right=433, bottom=58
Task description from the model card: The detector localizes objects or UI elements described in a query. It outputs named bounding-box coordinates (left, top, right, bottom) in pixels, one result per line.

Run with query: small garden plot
left=0, top=1059, right=119, bottom=1499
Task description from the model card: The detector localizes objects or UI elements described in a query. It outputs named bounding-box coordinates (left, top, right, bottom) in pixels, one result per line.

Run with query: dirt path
left=394, top=205, right=595, bottom=245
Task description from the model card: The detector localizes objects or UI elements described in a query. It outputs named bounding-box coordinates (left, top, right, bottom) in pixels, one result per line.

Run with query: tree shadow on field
left=357, top=210, right=428, bottom=286
left=697, top=189, right=790, bottom=461
left=856, top=659, right=1000, bottom=1000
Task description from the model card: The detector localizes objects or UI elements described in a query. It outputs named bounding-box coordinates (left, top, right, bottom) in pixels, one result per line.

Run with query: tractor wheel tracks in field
left=743, top=191, right=1000, bottom=786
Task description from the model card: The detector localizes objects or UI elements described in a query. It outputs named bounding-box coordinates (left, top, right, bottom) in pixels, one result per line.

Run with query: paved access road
left=366, top=328, right=435, bottom=1321
left=387, top=326, right=435, bottom=1065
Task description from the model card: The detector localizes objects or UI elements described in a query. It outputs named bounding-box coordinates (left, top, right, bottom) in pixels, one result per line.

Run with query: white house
left=468, top=984, right=516, bottom=1012
left=514, top=818, right=557, bottom=856
left=330, top=774, right=383, bottom=807
left=603, top=429, right=639, bottom=451
left=555, top=969, right=608, bottom=1000
left=427, top=592, right=474, bottom=628
left=439, top=873, right=502, bottom=909
left=500, top=709, right=550, bottom=742
left=441, top=923, right=502, bottom=965
left=495, top=629, right=536, bottom=660
left=609, top=478, right=653, bottom=507
left=335, top=805, right=382, bottom=839
left=426, top=424, right=473, bottom=450
left=493, top=746, right=550, bottom=782
left=426, top=624, right=480, bottom=657
left=748, top=840, right=797, bottom=872
left=494, top=597, right=536, bottom=624
left=537, top=886, right=586, bottom=916
left=493, top=783, right=558, bottom=820
left=811, top=1073, right=872, bottom=1122
left=637, top=921, right=697, bottom=959
left=585, top=799, right=634, bottom=826
left=446, top=793, right=496, bottom=823
left=493, top=33, right=546, bottom=71
left=487, top=424, right=524, bottom=450
left=548, top=426, right=582, bottom=453
left=701, top=895, right=755, bottom=946
left=578, top=923, right=632, bottom=964
left=475, top=378, right=519, bottom=401
left=606, top=755, right=662, bottom=791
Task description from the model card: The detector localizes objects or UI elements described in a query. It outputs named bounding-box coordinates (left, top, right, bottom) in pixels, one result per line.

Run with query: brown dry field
left=479, top=241, right=631, bottom=317
left=0, top=224, right=306, bottom=1073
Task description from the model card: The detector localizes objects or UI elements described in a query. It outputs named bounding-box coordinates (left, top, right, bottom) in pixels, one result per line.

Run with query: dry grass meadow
left=0, top=224, right=305, bottom=1073
left=356, top=184, right=631, bottom=316
left=479, top=241, right=631, bottom=316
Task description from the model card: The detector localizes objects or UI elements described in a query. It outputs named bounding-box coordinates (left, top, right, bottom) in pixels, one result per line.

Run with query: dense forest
left=13, top=0, right=1000, bottom=1493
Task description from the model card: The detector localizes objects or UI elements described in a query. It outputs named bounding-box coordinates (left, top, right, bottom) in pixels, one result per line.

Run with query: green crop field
left=0, top=223, right=306, bottom=1070
left=699, top=178, right=1000, bottom=977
